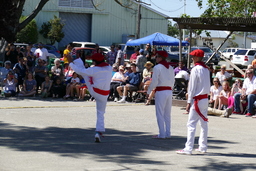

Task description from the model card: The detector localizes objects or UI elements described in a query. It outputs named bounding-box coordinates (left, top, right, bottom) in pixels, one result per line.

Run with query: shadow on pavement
left=189, top=158, right=256, bottom=171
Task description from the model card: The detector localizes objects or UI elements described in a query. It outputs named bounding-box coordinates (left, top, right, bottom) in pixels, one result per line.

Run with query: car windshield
left=234, top=50, right=247, bottom=55
left=192, top=48, right=213, bottom=53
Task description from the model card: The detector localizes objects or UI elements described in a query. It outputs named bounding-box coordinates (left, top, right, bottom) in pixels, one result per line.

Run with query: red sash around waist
left=93, top=87, right=110, bottom=96
left=193, top=94, right=208, bottom=122
left=155, top=86, right=172, bottom=92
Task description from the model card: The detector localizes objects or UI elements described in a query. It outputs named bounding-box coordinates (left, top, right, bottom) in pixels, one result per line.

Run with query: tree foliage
left=167, top=21, right=179, bottom=38
left=196, top=0, right=256, bottom=17
left=16, top=16, right=38, bottom=43
left=39, top=16, right=65, bottom=45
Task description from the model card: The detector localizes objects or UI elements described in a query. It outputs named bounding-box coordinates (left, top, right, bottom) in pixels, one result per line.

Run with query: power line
left=149, top=0, right=184, bottom=12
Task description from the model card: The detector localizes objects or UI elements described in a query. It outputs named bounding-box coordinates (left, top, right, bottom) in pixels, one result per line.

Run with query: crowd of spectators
left=1, top=42, right=256, bottom=119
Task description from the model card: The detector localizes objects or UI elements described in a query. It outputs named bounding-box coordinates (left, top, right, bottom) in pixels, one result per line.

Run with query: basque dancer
left=68, top=53, right=112, bottom=143
left=147, top=51, right=175, bottom=139
left=176, top=49, right=210, bottom=154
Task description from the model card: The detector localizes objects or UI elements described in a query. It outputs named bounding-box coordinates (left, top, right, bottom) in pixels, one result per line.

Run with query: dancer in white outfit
left=68, top=53, right=112, bottom=143
left=176, top=49, right=210, bottom=154
left=147, top=51, right=175, bottom=139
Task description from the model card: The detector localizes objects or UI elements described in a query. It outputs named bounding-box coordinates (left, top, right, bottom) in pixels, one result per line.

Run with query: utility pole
left=183, top=0, right=186, bottom=41
left=136, top=3, right=142, bottom=39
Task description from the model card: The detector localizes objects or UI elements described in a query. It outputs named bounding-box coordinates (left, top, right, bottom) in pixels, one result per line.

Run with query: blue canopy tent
left=126, top=32, right=189, bottom=46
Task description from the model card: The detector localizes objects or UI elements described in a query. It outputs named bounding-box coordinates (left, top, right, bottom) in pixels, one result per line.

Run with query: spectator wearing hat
left=109, top=65, right=125, bottom=102
left=0, top=61, right=13, bottom=83
left=130, top=47, right=140, bottom=63
left=142, top=61, right=153, bottom=83
left=34, top=43, right=49, bottom=65
left=5, top=43, right=18, bottom=67
left=176, top=49, right=210, bottom=155
left=117, top=63, right=140, bottom=103
left=146, top=51, right=175, bottom=139
left=136, top=49, right=147, bottom=73
left=68, top=53, right=112, bottom=143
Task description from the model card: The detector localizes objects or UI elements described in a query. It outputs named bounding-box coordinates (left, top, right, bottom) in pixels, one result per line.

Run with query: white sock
left=122, top=96, right=126, bottom=100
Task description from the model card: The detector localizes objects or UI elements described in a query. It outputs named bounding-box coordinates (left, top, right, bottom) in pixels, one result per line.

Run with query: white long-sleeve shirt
left=147, top=63, right=175, bottom=94
left=187, top=65, right=210, bottom=104
left=69, top=58, right=112, bottom=91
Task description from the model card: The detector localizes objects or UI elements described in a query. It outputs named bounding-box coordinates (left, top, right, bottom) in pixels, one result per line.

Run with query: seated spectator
left=3, top=72, right=18, bottom=97
left=135, top=49, right=147, bottom=73
left=34, top=58, right=47, bottom=94
left=117, top=63, right=140, bottom=103
left=174, top=61, right=188, bottom=75
left=109, top=65, right=125, bottom=102
left=51, top=77, right=65, bottom=98
left=51, top=58, right=64, bottom=81
left=13, top=56, right=28, bottom=92
left=215, top=65, right=231, bottom=84
left=74, top=75, right=86, bottom=101
left=223, top=78, right=243, bottom=117
left=0, top=61, right=13, bottom=84
left=112, top=64, right=118, bottom=76
left=233, top=69, right=256, bottom=117
left=209, top=77, right=222, bottom=108
left=18, top=72, right=37, bottom=97
left=124, top=63, right=132, bottom=77
left=142, top=61, right=153, bottom=90
left=216, top=81, right=230, bottom=110
left=63, top=72, right=80, bottom=99
left=41, top=75, right=52, bottom=98
left=64, top=64, right=74, bottom=84
left=130, top=47, right=140, bottom=63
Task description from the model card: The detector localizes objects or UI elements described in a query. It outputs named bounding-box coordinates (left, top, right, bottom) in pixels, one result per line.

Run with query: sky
left=143, top=0, right=207, bottom=17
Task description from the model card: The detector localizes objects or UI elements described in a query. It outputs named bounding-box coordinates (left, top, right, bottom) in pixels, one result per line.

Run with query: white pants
left=84, top=76, right=108, bottom=132
left=155, top=90, right=173, bottom=138
left=184, top=98, right=208, bottom=152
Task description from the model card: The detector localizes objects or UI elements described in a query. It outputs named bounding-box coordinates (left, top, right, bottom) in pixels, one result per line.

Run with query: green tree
left=167, top=21, right=179, bottom=38
left=39, top=15, right=65, bottom=45
left=16, top=16, right=38, bottom=43
left=196, top=0, right=256, bottom=17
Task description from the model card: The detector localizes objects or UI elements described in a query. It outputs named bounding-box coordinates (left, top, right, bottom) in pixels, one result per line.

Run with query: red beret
left=190, top=49, right=204, bottom=57
left=156, top=51, right=168, bottom=58
left=91, top=53, right=104, bottom=62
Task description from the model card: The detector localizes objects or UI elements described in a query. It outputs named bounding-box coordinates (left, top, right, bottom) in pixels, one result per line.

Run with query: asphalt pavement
left=0, top=97, right=256, bottom=171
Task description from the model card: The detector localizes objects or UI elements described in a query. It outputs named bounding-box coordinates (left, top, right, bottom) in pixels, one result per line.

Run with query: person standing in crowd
left=136, top=49, right=147, bottom=73
left=68, top=53, right=112, bottom=143
left=115, top=45, right=124, bottom=66
left=0, top=61, right=13, bottom=83
left=146, top=51, right=175, bottom=139
left=144, top=43, right=151, bottom=61
left=106, top=45, right=117, bottom=66
left=63, top=43, right=73, bottom=65
left=174, top=61, right=189, bottom=75
left=130, top=47, right=140, bottom=63
left=5, top=43, right=18, bottom=67
left=13, top=57, right=28, bottom=92
left=176, top=49, right=210, bottom=155
left=24, top=45, right=36, bottom=72
left=34, top=43, right=49, bottom=65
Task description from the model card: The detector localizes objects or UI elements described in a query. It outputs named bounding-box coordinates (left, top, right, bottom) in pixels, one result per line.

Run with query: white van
left=72, top=41, right=96, bottom=48
left=221, top=48, right=241, bottom=59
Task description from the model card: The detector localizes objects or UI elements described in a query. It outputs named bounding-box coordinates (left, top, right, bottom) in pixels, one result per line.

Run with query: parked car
left=122, top=44, right=136, bottom=60
left=72, top=41, right=97, bottom=49
left=231, top=49, right=256, bottom=68
left=33, top=44, right=61, bottom=58
left=166, top=52, right=179, bottom=67
left=221, top=48, right=241, bottom=59
left=191, top=47, right=220, bottom=65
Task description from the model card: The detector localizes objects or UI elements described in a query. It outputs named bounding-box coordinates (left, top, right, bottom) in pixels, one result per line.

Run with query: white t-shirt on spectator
left=215, top=71, right=231, bottom=84
left=210, top=85, right=223, bottom=100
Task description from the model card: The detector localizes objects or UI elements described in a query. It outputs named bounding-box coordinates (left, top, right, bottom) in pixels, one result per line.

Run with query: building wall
left=23, top=0, right=168, bottom=48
